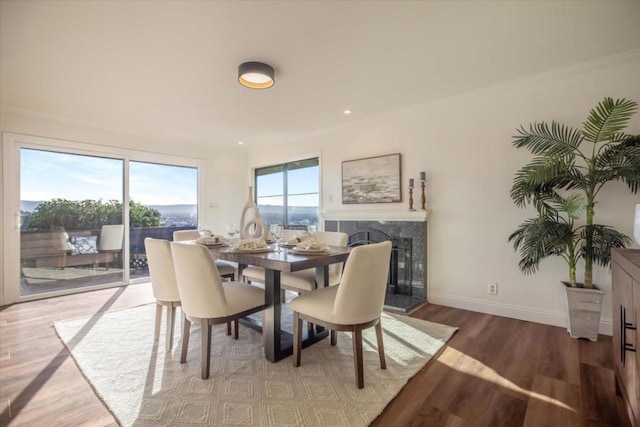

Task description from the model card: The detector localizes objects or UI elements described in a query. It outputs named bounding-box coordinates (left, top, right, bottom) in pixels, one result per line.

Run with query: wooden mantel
left=321, top=210, right=430, bottom=222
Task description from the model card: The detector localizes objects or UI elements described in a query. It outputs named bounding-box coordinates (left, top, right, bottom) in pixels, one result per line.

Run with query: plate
left=202, top=241, right=227, bottom=247
left=288, top=247, right=330, bottom=254
left=278, top=242, right=297, bottom=248
left=231, top=246, right=274, bottom=253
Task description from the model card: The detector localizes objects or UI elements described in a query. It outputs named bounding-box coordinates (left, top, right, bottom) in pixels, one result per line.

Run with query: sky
left=20, top=148, right=198, bottom=205
left=20, top=149, right=319, bottom=207
left=256, top=166, right=319, bottom=207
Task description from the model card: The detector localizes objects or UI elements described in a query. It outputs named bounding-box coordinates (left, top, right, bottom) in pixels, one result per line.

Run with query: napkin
left=295, top=239, right=328, bottom=251
left=233, top=238, right=268, bottom=251
left=285, top=237, right=302, bottom=245
left=195, top=235, right=225, bottom=245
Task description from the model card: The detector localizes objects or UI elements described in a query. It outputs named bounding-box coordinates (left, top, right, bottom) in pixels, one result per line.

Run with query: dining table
left=206, top=243, right=352, bottom=362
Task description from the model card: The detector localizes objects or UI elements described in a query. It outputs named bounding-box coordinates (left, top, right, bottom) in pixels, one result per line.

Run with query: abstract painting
left=342, top=153, right=401, bottom=204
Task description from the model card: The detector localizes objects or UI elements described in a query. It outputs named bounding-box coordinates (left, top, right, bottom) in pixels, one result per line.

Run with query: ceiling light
left=344, top=110, right=352, bottom=115
left=238, top=141, right=244, bottom=145
left=238, top=62, right=275, bottom=89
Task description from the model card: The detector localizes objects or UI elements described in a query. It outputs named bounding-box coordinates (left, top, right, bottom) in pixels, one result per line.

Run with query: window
left=255, top=158, right=319, bottom=229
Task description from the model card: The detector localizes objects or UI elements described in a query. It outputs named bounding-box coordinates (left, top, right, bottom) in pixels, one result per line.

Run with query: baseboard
left=427, top=291, right=613, bottom=336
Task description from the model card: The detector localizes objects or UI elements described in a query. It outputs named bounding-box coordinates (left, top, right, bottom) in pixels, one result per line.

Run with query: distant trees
left=26, top=199, right=162, bottom=230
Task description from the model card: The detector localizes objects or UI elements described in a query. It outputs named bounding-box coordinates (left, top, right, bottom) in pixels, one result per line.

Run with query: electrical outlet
left=488, top=283, right=498, bottom=295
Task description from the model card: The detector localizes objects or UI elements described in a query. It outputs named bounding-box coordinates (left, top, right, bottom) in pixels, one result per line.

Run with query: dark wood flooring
left=0, top=284, right=631, bottom=426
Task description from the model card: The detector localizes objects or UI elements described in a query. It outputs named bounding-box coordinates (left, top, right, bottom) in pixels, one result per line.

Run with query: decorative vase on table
left=239, top=186, right=269, bottom=241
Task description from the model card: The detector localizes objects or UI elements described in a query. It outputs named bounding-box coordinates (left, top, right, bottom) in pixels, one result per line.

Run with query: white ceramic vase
left=239, top=186, right=269, bottom=241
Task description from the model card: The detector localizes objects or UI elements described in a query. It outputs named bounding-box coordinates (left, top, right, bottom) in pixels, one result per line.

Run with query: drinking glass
left=198, top=223, right=211, bottom=238
left=270, top=224, right=282, bottom=242
left=307, top=225, right=317, bottom=240
left=226, top=223, right=238, bottom=242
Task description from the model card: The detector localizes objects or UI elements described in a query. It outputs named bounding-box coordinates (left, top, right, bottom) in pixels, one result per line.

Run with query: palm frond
left=513, top=121, right=582, bottom=156
left=555, top=193, right=585, bottom=220
left=510, top=156, right=581, bottom=207
left=580, top=225, right=632, bottom=266
left=509, top=216, right=575, bottom=274
left=594, top=135, right=640, bottom=192
left=582, top=97, right=638, bottom=143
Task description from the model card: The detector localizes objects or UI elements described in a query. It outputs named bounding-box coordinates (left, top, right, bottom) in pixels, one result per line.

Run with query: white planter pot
left=564, top=282, right=604, bottom=341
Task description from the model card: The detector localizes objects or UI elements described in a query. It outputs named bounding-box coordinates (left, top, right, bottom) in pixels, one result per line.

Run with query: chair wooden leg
left=293, top=312, right=302, bottom=367
left=352, top=326, right=364, bottom=389
left=226, top=322, right=232, bottom=336
left=154, top=302, right=162, bottom=342
left=233, top=319, right=239, bottom=340
left=180, top=315, right=191, bottom=364
left=201, top=319, right=212, bottom=379
left=166, top=304, right=176, bottom=352
left=330, top=329, right=337, bottom=346
left=375, top=319, right=386, bottom=369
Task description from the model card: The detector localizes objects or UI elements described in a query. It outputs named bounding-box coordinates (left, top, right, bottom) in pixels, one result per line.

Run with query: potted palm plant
left=509, top=97, right=640, bottom=341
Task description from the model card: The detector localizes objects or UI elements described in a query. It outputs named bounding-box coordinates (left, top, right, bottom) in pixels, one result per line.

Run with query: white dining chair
left=98, top=224, right=124, bottom=270
left=290, top=241, right=392, bottom=388
left=170, top=241, right=266, bottom=379
left=243, top=231, right=348, bottom=297
left=173, top=229, right=236, bottom=281
left=144, top=238, right=181, bottom=352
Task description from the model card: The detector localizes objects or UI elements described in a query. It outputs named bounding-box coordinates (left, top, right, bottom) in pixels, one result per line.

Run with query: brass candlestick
left=420, top=180, right=426, bottom=210
left=408, top=187, right=415, bottom=211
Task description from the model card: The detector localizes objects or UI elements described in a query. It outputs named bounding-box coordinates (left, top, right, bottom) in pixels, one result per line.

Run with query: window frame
left=253, top=155, right=321, bottom=230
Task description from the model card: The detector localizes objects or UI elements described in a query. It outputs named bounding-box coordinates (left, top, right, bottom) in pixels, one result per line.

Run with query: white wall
left=247, top=53, right=640, bottom=335
left=0, top=109, right=249, bottom=304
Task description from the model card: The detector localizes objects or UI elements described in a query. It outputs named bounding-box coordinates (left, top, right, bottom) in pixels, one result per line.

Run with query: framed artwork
left=342, top=153, right=401, bottom=204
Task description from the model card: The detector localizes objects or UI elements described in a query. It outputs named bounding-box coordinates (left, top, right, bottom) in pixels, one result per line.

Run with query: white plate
left=278, top=242, right=297, bottom=248
left=288, top=247, right=330, bottom=254
left=202, top=241, right=227, bottom=247
left=231, top=246, right=273, bottom=253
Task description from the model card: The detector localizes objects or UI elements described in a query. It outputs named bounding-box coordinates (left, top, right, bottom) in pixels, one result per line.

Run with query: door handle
left=622, top=306, right=636, bottom=366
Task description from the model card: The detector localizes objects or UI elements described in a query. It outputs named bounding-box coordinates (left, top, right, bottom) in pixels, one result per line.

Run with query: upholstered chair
left=172, top=229, right=236, bottom=280
left=170, top=242, right=266, bottom=379
left=144, top=238, right=181, bottom=352
left=290, top=241, right=392, bottom=388
left=243, top=231, right=348, bottom=297
left=98, top=224, right=124, bottom=270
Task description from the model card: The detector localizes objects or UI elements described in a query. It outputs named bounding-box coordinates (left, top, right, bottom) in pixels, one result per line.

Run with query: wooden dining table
left=207, top=244, right=352, bottom=362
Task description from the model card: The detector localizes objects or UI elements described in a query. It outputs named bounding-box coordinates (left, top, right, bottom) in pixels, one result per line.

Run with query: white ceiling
left=1, top=1, right=639, bottom=148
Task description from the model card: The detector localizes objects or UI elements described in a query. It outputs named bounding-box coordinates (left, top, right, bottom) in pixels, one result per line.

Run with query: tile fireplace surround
left=323, top=210, right=430, bottom=313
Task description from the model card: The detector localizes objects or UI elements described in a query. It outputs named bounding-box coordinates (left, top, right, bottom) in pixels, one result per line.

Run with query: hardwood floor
left=0, top=285, right=631, bottom=426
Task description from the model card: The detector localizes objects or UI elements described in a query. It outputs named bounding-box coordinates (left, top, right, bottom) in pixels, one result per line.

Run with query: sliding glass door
left=2, top=133, right=202, bottom=303
left=129, top=161, right=198, bottom=281
left=19, top=148, right=125, bottom=297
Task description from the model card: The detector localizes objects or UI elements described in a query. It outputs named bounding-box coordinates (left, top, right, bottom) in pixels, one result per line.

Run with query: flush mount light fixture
left=238, top=61, right=275, bottom=89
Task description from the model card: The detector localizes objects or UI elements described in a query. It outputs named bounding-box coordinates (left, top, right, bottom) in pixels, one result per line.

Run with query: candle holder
left=420, top=180, right=426, bottom=210
left=408, top=187, right=415, bottom=211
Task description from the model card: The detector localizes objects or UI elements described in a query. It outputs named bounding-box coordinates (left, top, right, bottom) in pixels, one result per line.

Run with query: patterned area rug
left=55, top=303, right=457, bottom=426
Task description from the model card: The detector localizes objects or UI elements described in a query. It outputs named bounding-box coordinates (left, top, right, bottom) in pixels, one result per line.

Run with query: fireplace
left=323, top=210, right=428, bottom=313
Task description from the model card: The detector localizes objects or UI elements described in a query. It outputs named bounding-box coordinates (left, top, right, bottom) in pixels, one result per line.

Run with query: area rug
left=55, top=303, right=457, bottom=426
